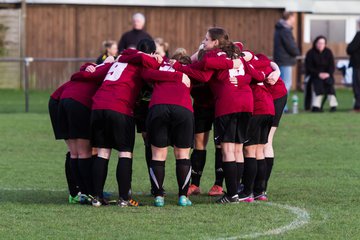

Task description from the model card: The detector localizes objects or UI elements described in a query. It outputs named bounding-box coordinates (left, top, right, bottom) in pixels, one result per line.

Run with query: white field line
left=215, top=202, right=310, bottom=240
left=1, top=187, right=310, bottom=238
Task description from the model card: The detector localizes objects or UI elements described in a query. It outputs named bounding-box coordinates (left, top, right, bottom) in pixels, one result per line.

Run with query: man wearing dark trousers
left=347, top=19, right=360, bottom=112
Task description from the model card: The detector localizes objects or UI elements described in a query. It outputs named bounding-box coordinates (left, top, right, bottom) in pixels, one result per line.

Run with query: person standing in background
left=346, top=19, right=360, bottom=112
left=118, top=13, right=152, bottom=54
left=273, top=11, right=300, bottom=112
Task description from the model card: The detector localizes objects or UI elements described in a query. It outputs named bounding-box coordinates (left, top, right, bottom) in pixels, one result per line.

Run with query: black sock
left=145, top=145, right=156, bottom=190
left=65, top=152, right=78, bottom=197
left=92, top=156, right=108, bottom=198
left=265, top=157, right=274, bottom=191
left=102, top=158, right=109, bottom=189
left=214, top=148, right=224, bottom=186
left=236, top=162, right=244, bottom=189
left=190, top=149, right=207, bottom=187
left=78, top=157, right=93, bottom=195
left=70, top=157, right=83, bottom=193
left=243, top=157, right=257, bottom=195
left=254, top=160, right=267, bottom=194
left=223, top=161, right=238, bottom=197
left=116, top=157, right=133, bottom=201
left=150, top=160, right=165, bottom=196
left=176, top=159, right=192, bottom=197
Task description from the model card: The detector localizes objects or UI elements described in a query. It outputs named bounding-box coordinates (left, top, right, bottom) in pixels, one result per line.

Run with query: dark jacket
left=273, top=19, right=300, bottom=66
left=118, top=29, right=152, bottom=54
left=347, top=31, right=360, bottom=68
left=305, top=47, right=335, bottom=78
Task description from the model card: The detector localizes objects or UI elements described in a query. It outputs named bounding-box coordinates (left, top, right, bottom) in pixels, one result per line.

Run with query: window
left=304, top=14, right=359, bottom=43
left=310, top=20, right=346, bottom=42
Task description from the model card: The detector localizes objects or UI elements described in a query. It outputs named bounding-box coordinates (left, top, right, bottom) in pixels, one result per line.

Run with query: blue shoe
left=178, top=195, right=192, bottom=207
left=154, top=196, right=165, bottom=207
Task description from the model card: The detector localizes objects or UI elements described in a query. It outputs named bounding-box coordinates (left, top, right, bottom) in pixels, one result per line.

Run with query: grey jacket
left=273, top=19, right=300, bottom=66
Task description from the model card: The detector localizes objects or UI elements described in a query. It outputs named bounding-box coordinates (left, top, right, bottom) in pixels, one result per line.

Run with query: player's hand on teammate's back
left=232, top=59, right=242, bottom=69
left=229, top=77, right=238, bottom=87
left=151, top=53, right=163, bottom=64
left=182, top=74, right=191, bottom=88
left=85, top=65, right=96, bottom=73
left=168, top=59, right=177, bottom=67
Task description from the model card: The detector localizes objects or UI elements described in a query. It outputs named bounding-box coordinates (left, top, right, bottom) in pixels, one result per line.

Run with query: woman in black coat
left=305, top=36, right=338, bottom=112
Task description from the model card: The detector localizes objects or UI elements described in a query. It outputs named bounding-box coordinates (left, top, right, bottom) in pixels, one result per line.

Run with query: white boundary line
left=215, top=202, right=310, bottom=240
left=1, top=187, right=310, bottom=238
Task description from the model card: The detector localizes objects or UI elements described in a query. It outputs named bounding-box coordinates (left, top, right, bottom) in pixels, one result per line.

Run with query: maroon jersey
left=142, top=62, right=192, bottom=112
left=248, top=56, right=275, bottom=116
left=50, top=81, right=71, bottom=100
left=60, top=63, right=112, bottom=108
left=254, top=54, right=287, bottom=100
left=174, top=49, right=265, bottom=117
left=91, top=50, right=160, bottom=116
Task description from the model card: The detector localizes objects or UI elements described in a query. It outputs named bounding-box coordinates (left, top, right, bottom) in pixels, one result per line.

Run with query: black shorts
left=194, top=105, right=214, bottom=134
left=146, top=104, right=194, bottom=148
left=245, top=115, right=273, bottom=146
left=48, top=98, right=62, bottom=140
left=214, top=112, right=251, bottom=145
left=91, top=109, right=135, bottom=152
left=273, top=95, right=287, bottom=127
left=134, top=100, right=149, bottom=133
left=58, top=98, right=91, bottom=140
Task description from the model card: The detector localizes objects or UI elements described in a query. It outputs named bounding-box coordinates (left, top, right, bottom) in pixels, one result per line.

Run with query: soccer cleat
left=254, top=192, right=268, bottom=201
left=154, top=196, right=165, bottom=207
left=178, top=195, right=192, bottom=207
left=68, top=194, right=80, bottom=204
left=118, top=198, right=142, bottom=207
left=187, top=184, right=201, bottom=196
left=216, top=194, right=239, bottom=204
left=208, top=185, right=223, bottom=196
left=89, top=195, right=109, bottom=207
left=238, top=192, right=254, bottom=202
left=79, top=194, right=92, bottom=205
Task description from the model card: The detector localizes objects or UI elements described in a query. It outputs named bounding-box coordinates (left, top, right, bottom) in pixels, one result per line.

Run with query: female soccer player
left=142, top=51, right=194, bottom=207
left=257, top=54, right=287, bottom=200
left=240, top=51, right=275, bottom=202
left=172, top=28, right=265, bottom=204
left=49, top=59, right=113, bottom=203
left=184, top=46, right=220, bottom=197
left=90, top=39, right=162, bottom=207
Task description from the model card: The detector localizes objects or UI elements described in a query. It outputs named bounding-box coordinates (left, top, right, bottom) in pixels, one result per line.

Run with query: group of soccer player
left=49, top=27, right=288, bottom=207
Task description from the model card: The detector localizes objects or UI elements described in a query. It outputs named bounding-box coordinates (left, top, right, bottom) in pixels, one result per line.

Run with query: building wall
left=26, top=5, right=282, bottom=89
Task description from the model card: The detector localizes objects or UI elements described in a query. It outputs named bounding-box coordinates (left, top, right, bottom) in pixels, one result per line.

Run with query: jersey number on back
left=104, top=62, right=128, bottom=82
left=229, top=67, right=245, bottom=77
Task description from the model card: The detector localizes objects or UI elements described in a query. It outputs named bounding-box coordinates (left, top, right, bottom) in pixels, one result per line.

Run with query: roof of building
left=1, top=0, right=360, bottom=14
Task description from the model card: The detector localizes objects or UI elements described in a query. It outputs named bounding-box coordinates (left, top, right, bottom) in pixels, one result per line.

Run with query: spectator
left=346, top=18, right=360, bottom=112
left=96, top=40, right=118, bottom=64
left=118, top=13, right=152, bottom=53
left=273, top=11, right=300, bottom=112
left=305, top=36, right=338, bottom=112
left=154, top=37, right=170, bottom=59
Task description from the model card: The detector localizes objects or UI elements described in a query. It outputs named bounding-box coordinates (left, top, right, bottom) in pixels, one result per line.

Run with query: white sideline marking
left=215, top=202, right=310, bottom=240
left=1, top=188, right=310, bottom=238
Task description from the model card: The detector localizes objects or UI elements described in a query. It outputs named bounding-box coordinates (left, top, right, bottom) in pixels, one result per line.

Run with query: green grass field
left=0, top=89, right=359, bottom=239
